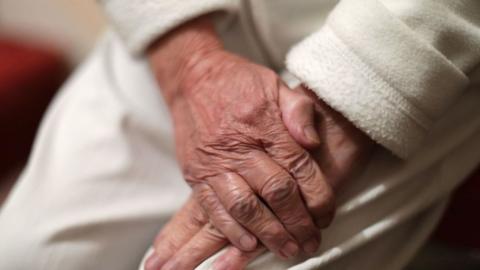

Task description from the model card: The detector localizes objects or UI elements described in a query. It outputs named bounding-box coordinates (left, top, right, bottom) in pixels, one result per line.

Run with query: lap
left=0, top=32, right=189, bottom=270
left=1, top=30, right=480, bottom=270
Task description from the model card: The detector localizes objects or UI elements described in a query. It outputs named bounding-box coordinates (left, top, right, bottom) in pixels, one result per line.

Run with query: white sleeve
left=98, top=0, right=239, bottom=54
left=286, top=0, right=480, bottom=159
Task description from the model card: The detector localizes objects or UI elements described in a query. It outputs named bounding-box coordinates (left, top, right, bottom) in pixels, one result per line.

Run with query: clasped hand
left=145, top=16, right=373, bottom=270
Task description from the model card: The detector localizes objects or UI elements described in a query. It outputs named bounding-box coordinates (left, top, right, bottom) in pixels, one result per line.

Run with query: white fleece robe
left=100, top=0, right=480, bottom=159
left=0, top=0, right=479, bottom=270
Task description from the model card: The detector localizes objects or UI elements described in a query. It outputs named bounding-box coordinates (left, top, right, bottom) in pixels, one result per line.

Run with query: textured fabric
left=1, top=32, right=480, bottom=270
left=98, top=0, right=239, bottom=54
left=286, top=0, right=479, bottom=158
left=0, top=33, right=190, bottom=270
left=99, top=0, right=480, bottom=158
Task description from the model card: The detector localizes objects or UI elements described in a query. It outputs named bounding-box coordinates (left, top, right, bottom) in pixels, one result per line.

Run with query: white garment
left=0, top=30, right=479, bottom=270
left=99, top=0, right=480, bottom=159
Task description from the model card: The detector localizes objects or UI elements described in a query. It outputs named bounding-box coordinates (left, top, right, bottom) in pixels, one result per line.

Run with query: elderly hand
left=282, top=86, right=374, bottom=190
left=149, top=16, right=335, bottom=259
left=144, top=86, right=374, bottom=270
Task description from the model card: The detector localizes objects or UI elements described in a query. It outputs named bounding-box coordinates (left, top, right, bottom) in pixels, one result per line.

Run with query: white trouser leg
left=2, top=30, right=480, bottom=270
left=0, top=32, right=189, bottom=270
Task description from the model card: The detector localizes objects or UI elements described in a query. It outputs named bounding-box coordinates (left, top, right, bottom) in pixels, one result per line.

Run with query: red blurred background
left=0, top=0, right=104, bottom=203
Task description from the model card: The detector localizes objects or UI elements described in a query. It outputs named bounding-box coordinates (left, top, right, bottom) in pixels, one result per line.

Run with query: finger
left=214, top=233, right=322, bottom=270
left=161, top=223, right=228, bottom=270
left=262, top=115, right=336, bottom=228
left=145, top=198, right=206, bottom=270
left=209, top=172, right=300, bottom=259
left=237, top=151, right=320, bottom=254
left=193, top=183, right=258, bottom=251
left=213, top=245, right=267, bottom=270
left=269, top=141, right=336, bottom=229
left=279, top=85, right=321, bottom=149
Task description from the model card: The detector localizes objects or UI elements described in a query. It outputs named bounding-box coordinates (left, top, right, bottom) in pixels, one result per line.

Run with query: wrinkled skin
left=145, top=86, right=374, bottom=270
left=146, top=15, right=374, bottom=270
left=168, top=51, right=335, bottom=258
left=149, top=17, right=339, bottom=260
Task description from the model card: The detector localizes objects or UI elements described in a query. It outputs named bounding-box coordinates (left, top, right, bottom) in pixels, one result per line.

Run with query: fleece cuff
left=99, top=0, right=239, bottom=55
left=286, top=0, right=468, bottom=159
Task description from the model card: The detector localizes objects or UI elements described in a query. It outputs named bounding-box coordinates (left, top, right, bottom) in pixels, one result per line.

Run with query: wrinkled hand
left=284, top=86, right=374, bottom=190
left=145, top=86, right=374, bottom=270
left=144, top=197, right=258, bottom=270
left=149, top=16, right=337, bottom=259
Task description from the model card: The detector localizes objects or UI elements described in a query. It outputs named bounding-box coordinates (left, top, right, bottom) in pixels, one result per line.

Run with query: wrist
left=148, top=15, right=224, bottom=106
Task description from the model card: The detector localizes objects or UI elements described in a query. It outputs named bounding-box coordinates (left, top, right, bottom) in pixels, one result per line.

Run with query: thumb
left=279, top=84, right=321, bottom=149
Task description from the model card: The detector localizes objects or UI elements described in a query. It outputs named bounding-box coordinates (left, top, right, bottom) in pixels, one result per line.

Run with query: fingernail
left=240, top=235, right=257, bottom=251
left=303, top=126, right=320, bottom=144
left=280, top=241, right=299, bottom=258
left=303, top=238, right=319, bottom=254
left=145, top=253, right=162, bottom=270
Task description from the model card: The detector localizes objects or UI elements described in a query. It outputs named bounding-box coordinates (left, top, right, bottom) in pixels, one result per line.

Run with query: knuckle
left=188, top=206, right=208, bottom=229
left=183, top=164, right=208, bottom=184
left=197, top=190, right=217, bottom=210
left=288, top=151, right=314, bottom=177
left=199, top=133, right=259, bottom=158
left=295, top=217, right=315, bottom=232
left=194, top=185, right=217, bottom=210
left=261, top=174, right=297, bottom=206
left=234, top=99, right=270, bottom=125
left=283, top=212, right=315, bottom=231
left=260, top=223, right=286, bottom=241
left=204, top=223, right=227, bottom=241
left=298, top=163, right=318, bottom=185
left=228, top=193, right=259, bottom=222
